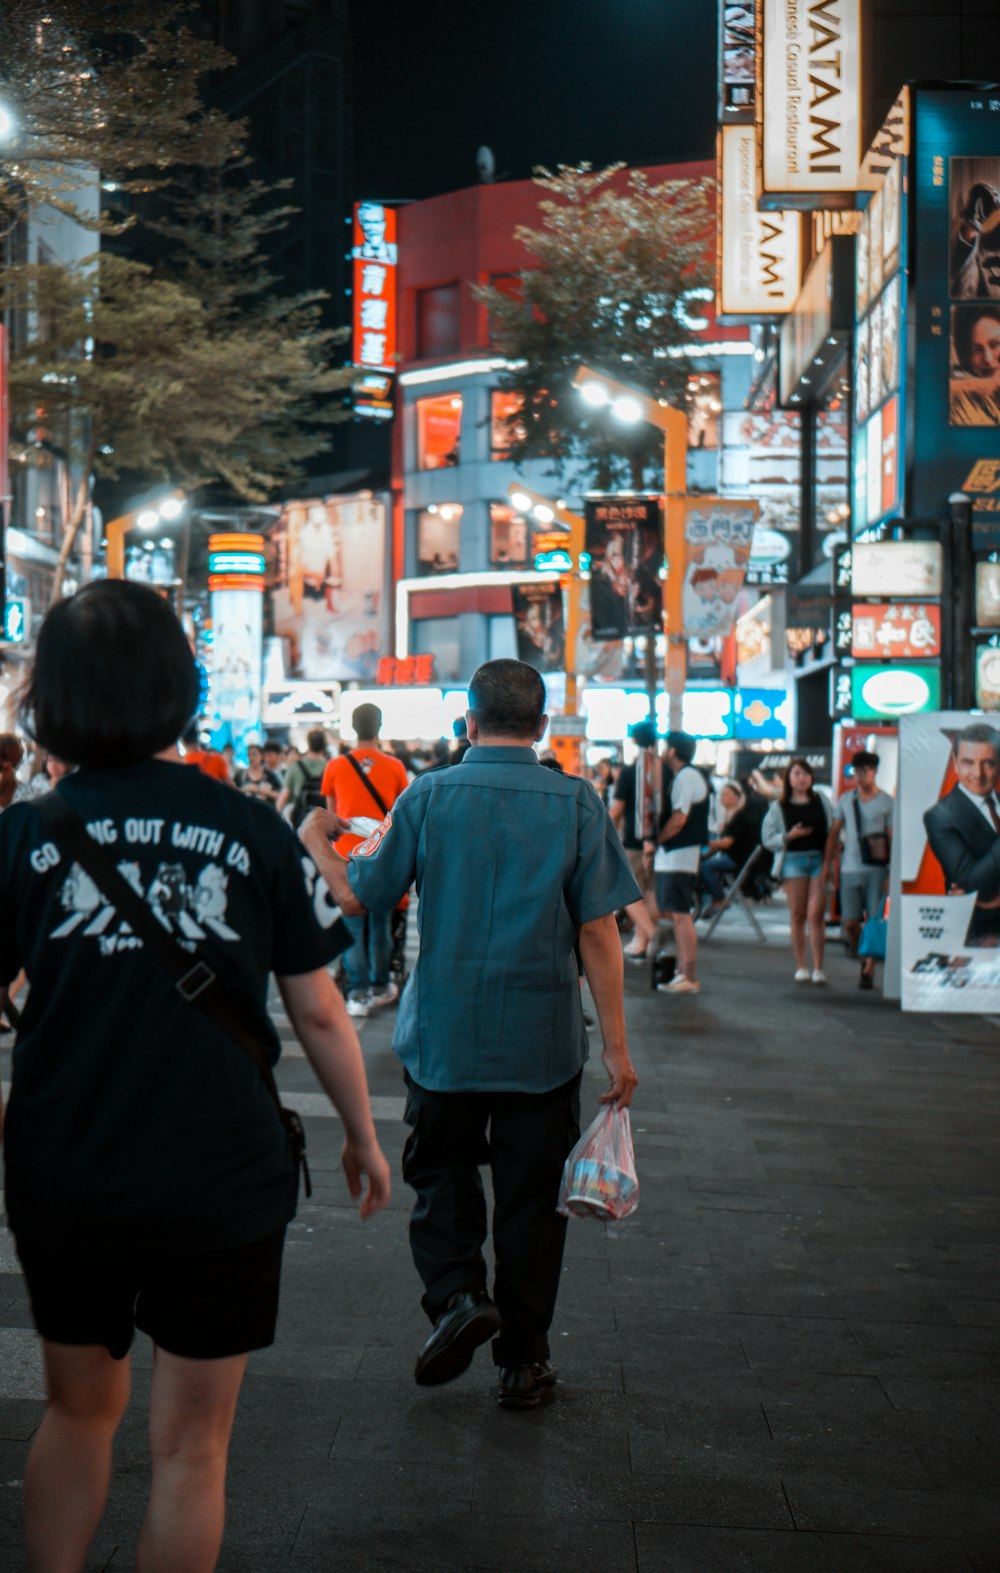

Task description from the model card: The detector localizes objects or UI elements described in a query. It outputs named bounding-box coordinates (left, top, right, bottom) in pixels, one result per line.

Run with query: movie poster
left=270, top=494, right=388, bottom=683
left=511, top=581, right=565, bottom=673
left=584, top=496, right=663, bottom=641
left=680, top=497, right=758, bottom=639
left=899, top=710, right=1000, bottom=1011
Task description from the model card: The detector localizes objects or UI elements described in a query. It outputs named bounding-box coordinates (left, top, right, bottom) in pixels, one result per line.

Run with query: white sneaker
left=346, top=995, right=370, bottom=1018
left=794, top=968, right=811, bottom=983
left=811, top=969, right=827, bottom=985
left=369, top=982, right=399, bottom=1009
left=657, top=974, right=701, bottom=994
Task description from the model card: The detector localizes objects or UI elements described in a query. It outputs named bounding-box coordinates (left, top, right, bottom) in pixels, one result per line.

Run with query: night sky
left=347, top=0, right=718, bottom=201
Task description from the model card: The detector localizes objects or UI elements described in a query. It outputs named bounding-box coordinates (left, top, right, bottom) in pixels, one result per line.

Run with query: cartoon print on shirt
left=50, top=854, right=240, bottom=951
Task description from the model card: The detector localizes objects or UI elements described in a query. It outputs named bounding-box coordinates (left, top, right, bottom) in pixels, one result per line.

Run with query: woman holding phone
left=762, top=759, right=833, bottom=985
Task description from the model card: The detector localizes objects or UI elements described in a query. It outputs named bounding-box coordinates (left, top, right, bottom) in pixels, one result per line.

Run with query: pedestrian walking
left=321, top=703, right=409, bottom=1018
left=647, top=730, right=709, bottom=995
left=275, top=727, right=329, bottom=825
left=762, top=759, right=833, bottom=984
left=300, top=658, right=639, bottom=1410
left=608, top=722, right=659, bottom=960
left=234, top=740, right=282, bottom=808
left=0, top=581, right=390, bottom=1573
left=824, top=750, right=893, bottom=988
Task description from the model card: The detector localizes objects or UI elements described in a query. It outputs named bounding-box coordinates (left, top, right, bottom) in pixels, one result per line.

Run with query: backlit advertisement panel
left=719, top=2, right=756, bottom=119
left=899, top=711, right=1000, bottom=1012
left=352, top=202, right=397, bottom=419
left=911, top=90, right=1000, bottom=543
left=757, top=0, right=863, bottom=206
left=270, top=494, right=388, bottom=683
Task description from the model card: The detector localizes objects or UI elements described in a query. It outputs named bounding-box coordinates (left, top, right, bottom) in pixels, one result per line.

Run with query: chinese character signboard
left=352, top=202, right=397, bottom=420
left=679, top=497, right=759, bottom=639
left=756, top=0, right=863, bottom=208
left=851, top=603, right=941, bottom=660
left=584, top=496, right=663, bottom=641
left=898, top=711, right=1000, bottom=1012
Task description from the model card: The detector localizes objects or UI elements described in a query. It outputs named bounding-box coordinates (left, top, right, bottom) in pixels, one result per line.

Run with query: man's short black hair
left=468, top=659, right=545, bottom=738
left=851, top=750, right=880, bottom=770
left=629, top=721, right=658, bottom=750
left=665, top=729, right=696, bottom=764
left=21, top=581, right=199, bottom=769
left=352, top=704, right=382, bottom=742
left=955, top=722, right=1000, bottom=759
left=306, top=727, right=329, bottom=754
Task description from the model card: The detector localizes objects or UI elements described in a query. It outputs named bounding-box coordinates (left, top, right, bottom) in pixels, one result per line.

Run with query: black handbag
left=36, top=792, right=311, bottom=1196
left=852, top=792, right=890, bottom=867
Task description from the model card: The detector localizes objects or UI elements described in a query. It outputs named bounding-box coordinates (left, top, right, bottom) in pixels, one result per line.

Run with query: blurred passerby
left=0, top=735, right=27, bottom=812
left=276, top=727, right=329, bottom=825
left=180, top=725, right=231, bottom=783
left=300, top=658, right=639, bottom=1411
left=450, top=717, right=472, bottom=764
left=763, top=759, right=833, bottom=984
left=825, top=751, right=893, bottom=989
left=262, top=740, right=286, bottom=784
left=700, top=782, right=760, bottom=914
left=0, top=580, right=390, bottom=1573
left=321, top=703, right=409, bottom=1018
left=610, top=722, right=660, bottom=960
left=234, top=742, right=281, bottom=808
left=648, top=731, right=709, bottom=995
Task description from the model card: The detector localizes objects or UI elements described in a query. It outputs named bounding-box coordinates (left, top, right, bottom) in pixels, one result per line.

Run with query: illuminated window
left=416, top=394, right=463, bottom=471
left=490, top=390, right=526, bottom=460
left=416, top=282, right=460, bottom=358
left=489, top=503, right=529, bottom=567
left=686, top=374, right=721, bottom=450
left=417, top=505, right=462, bottom=576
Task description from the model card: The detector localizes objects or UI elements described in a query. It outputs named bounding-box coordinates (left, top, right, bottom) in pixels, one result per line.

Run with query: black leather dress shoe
left=414, top=1290, right=502, bottom=1387
left=497, top=1360, right=558, bottom=1410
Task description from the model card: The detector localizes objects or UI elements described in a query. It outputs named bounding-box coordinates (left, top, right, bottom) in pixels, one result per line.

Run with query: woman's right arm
left=276, top=968, right=391, bottom=1218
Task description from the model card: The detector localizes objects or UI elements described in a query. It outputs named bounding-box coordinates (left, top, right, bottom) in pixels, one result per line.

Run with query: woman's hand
left=786, top=823, right=811, bottom=842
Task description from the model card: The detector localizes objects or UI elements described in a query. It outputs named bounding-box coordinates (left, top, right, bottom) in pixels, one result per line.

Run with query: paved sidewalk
left=1, top=912, right=999, bottom=1571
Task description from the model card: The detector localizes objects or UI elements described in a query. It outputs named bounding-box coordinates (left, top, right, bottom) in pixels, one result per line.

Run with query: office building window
left=416, top=393, right=462, bottom=470
left=490, top=390, right=526, bottom=459
left=416, top=281, right=460, bottom=358
left=411, top=616, right=461, bottom=681
left=417, top=505, right=462, bottom=576
left=489, top=503, right=529, bottom=567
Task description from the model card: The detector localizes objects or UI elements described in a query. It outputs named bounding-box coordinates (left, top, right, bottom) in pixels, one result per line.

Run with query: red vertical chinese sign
left=352, top=202, right=397, bottom=421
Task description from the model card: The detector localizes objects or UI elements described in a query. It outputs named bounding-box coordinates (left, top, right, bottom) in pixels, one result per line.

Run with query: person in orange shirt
left=180, top=726, right=231, bottom=783
left=322, top=704, right=409, bottom=1017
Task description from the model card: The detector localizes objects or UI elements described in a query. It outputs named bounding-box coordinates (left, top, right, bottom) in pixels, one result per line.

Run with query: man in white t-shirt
left=644, top=731, right=710, bottom=995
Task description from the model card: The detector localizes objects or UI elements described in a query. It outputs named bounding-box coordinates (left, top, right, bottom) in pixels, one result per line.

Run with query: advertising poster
left=911, top=90, right=1000, bottom=537
left=584, top=496, right=663, bottom=641
left=679, top=498, right=758, bottom=639
left=899, top=711, right=1000, bottom=1011
left=511, top=581, right=565, bottom=673
left=270, top=494, right=387, bottom=683
left=720, top=2, right=755, bottom=117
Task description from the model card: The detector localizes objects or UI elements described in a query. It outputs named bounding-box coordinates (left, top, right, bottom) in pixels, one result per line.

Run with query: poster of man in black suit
left=923, top=723, right=1000, bottom=946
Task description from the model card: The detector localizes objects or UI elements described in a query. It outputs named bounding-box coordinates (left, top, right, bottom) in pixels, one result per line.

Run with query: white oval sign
left=750, top=528, right=792, bottom=567
left=860, top=667, right=930, bottom=715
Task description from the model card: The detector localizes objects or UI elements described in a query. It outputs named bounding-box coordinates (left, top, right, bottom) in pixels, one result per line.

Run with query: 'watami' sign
left=718, top=125, right=802, bottom=319
left=757, top=0, right=862, bottom=207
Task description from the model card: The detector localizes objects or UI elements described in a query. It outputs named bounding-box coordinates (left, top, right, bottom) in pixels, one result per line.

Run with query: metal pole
left=662, top=412, right=688, bottom=733
left=949, top=492, right=973, bottom=711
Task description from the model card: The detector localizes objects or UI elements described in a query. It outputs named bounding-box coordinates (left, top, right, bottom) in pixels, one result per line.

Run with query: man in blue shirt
left=300, top=658, right=639, bottom=1410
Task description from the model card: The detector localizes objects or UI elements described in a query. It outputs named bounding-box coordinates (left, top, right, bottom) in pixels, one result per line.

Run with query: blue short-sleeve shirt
left=346, top=746, right=641, bottom=1093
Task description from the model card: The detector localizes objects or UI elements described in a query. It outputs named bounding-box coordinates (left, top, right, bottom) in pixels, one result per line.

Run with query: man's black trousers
left=402, top=1070, right=582, bottom=1368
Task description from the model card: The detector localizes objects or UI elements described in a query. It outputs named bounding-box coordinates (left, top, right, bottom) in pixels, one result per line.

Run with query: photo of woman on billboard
left=949, top=303, right=1000, bottom=425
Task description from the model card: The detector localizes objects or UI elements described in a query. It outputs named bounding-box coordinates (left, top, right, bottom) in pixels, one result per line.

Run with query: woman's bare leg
left=25, top=1341, right=131, bottom=1573
left=784, top=878, right=808, bottom=970
left=136, top=1347, right=247, bottom=1573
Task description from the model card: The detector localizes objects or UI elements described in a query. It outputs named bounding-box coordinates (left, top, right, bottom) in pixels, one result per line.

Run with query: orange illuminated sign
left=352, top=203, right=397, bottom=379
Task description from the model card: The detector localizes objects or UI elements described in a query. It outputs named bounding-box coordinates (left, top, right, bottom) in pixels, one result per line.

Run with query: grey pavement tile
left=914, top=1438, right=1000, bottom=1491
left=0, top=1397, right=43, bottom=1442
left=879, top=1377, right=1000, bottom=1422
left=783, top=1480, right=1000, bottom=1538
left=633, top=1523, right=973, bottom=1572
left=295, top=1510, right=638, bottom=1572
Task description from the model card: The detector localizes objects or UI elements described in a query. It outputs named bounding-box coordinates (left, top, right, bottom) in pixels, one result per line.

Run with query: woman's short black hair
left=468, top=659, right=545, bottom=738
left=21, top=580, right=200, bottom=769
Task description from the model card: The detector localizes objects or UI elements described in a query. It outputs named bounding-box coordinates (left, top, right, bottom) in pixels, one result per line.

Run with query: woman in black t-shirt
left=761, top=759, right=833, bottom=985
left=0, top=582, right=391, bottom=1573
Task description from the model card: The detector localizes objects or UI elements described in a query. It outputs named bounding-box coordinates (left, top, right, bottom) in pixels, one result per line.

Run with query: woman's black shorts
left=14, top=1226, right=286, bottom=1361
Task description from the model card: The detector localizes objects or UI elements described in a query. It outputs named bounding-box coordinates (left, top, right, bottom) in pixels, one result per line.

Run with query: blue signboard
left=733, top=687, right=790, bottom=741
left=3, top=600, right=25, bottom=643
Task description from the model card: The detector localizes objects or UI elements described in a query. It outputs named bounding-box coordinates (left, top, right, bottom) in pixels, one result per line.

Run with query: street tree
left=1, top=251, right=352, bottom=602
left=476, top=165, right=715, bottom=490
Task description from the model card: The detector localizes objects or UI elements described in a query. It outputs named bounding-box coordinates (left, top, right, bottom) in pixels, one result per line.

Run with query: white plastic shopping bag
left=557, top=1105, right=639, bottom=1220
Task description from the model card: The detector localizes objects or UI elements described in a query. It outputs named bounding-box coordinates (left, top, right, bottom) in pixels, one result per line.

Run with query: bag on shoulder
left=852, top=793, right=889, bottom=867
left=557, top=1106, right=639, bottom=1221
left=289, top=758, right=328, bottom=830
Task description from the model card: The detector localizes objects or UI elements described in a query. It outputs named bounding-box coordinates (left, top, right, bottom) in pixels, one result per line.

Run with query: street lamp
left=572, top=365, right=688, bottom=730
left=506, top=482, right=585, bottom=719
left=105, top=491, right=188, bottom=613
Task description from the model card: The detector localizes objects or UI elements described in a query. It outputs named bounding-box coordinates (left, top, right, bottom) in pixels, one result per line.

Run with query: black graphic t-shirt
left=0, top=759, right=350, bottom=1249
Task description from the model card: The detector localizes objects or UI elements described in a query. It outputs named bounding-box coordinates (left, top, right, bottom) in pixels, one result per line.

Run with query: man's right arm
left=299, top=810, right=366, bottom=915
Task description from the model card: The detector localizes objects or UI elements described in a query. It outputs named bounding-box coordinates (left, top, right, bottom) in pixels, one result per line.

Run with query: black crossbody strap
left=851, top=790, right=863, bottom=838
left=343, top=751, right=390, bottom=818
left=37, top=792, right=282, bottom=1107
